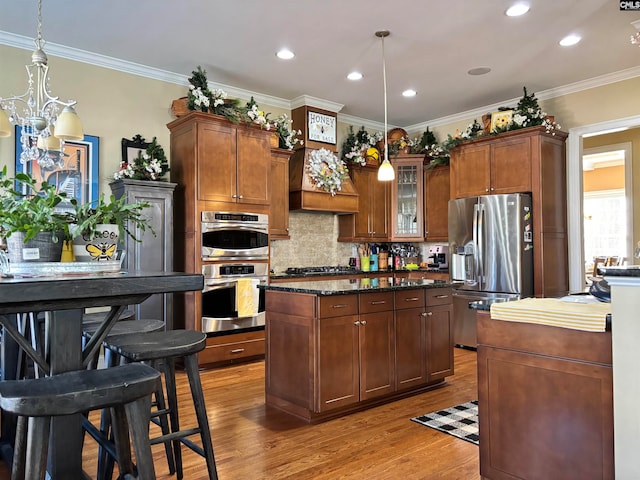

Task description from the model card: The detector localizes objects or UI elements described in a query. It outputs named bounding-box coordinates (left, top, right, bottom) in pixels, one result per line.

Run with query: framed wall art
left=490, top=110, right=513, bottom=132
left=15, top=126, right=99, bottom=212
left=121, top=134, right=150, bottom=164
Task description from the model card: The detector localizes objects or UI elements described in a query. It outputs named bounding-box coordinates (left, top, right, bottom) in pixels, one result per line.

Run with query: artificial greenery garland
left=307, top=148, right=349, bottom=196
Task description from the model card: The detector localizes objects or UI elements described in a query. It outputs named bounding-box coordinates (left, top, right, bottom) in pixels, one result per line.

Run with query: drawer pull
left=332, top=304, right=349, bottom=308
left=434, top=294, right=449, bottom=299
left=404, top=297, right=420, bottom=302
left=369, top=300, right=386, bottom=305
left=230, top=348, right=245, bottom=354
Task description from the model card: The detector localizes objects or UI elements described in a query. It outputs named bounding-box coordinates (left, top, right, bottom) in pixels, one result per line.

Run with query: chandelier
left=375, top=30, right=395, bottom=182
left=0, top=0, right=83, bottom=169
left=632, top=19, right=640, bottom=46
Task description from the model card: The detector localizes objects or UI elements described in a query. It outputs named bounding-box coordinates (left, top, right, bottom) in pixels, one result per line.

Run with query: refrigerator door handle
left=477, top=203, right=485, bottom=289
left=470, top=203, right=481, bottom=286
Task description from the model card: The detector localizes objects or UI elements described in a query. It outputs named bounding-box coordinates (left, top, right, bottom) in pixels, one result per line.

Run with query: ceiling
left=1, top=0, right=639, bottom=129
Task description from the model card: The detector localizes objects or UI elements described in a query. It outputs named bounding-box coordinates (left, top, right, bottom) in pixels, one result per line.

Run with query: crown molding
left=3, top=30, right=640, bottom=130
left=290, top=95, right=343, bottom=113
left=406, top=65, right=640, bottom=132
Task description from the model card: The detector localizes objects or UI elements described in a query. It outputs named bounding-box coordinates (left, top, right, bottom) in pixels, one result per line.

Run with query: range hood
left=289, top=148, right=359, bottom=213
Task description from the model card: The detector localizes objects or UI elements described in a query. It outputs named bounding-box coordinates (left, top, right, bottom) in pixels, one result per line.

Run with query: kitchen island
left=261, top=278, right=457, bottom=423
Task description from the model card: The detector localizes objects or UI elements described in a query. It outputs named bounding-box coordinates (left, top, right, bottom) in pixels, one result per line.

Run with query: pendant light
left=376, top=30, right=395, bottom=182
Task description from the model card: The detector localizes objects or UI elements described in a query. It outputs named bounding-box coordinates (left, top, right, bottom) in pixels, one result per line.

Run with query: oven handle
left=203, top=281, right=236, bottom=292
left=201, top=223, right=268, bottom=234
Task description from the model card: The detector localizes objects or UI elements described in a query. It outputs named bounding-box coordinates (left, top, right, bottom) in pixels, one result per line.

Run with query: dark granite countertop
left=270, top=268, right=449, bottom=280
left=261, top=277, right=457, bottom=295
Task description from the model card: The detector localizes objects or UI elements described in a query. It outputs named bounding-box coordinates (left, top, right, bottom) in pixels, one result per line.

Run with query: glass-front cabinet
left=391, top=154, right=424, bottom=241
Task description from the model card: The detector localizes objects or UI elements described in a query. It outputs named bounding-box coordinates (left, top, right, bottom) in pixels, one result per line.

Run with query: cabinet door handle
left=404, top=297, right=420, bottom=302
left=435, top=294, right=449, bottom=299
left=421, top=312, right=427, bottom=317
left=369, top=300, right=386, bottom=305
left=332, top=304, right=349, bottom=308
left=361, top=320, right=367, bottom=325
left=239, top=195, right=244, bottom=199
left=354, top=320, right=361, bottom=325
left=485, top=188, right=489, bottom=192
left=230, top=348, right=245, bottom=354
left=426, top=312, right=433, bottom=316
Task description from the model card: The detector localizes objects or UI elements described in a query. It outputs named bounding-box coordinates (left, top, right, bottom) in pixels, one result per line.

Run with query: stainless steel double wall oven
left=200, top=211, right=268, bottom=334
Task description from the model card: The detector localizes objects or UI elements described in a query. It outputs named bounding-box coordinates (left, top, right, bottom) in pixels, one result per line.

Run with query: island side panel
left=477, top=311, right=613, bottom=480
left=265, top=290, right=317, bottom=420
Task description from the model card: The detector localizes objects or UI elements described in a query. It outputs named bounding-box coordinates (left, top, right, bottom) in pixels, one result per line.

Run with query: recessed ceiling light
left=276, top=49, right=295, bottom=60
left=506, top=3, right=530, bottom=16
left=347, top=71, right=363, bottom=80
left=559, top=34, right=581, bottom=46
left=402, top=89, right=417, bottom=97
left=468, top=67, right=491, bottom=76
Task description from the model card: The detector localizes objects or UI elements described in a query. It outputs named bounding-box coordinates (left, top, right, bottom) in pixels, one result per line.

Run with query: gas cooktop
left=284, top=266, right=357, bottom=275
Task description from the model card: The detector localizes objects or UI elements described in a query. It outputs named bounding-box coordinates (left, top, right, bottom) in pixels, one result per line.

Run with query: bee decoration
left=85, top=243, right=117, bottom=261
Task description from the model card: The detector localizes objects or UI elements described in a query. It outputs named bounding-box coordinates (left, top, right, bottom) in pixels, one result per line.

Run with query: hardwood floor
left=0, top=348, right=479, bottom=479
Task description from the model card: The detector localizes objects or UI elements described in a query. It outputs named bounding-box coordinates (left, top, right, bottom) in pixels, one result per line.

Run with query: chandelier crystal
left=0, top=0, right=83, bottom=169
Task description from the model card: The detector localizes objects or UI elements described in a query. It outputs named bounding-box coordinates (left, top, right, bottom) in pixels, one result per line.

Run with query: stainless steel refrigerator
left=449, top=193, right=533, bottom=347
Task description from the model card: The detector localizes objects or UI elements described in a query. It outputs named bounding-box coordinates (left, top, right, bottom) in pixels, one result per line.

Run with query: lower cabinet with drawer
left=199, top=330, right=266, bottom=365
left=265, top=287, right=453, bottom=423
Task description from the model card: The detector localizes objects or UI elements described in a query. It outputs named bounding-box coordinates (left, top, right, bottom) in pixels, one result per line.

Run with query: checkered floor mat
left=410, top=400, right=479, bottom=445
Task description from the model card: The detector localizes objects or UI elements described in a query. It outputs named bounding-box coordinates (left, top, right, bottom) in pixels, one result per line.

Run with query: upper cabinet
left=424, top=165, right=450, bottom=241
left=391, top=155, right=424, bottom=241
left=450, top=133, right=532, bottom=198
left=270, top=147, right=292, bottom=239
left=168, top=112, right=272, bottom=208
left=449, top=126, right=569, bottom=297
left=338, top=165, right=389, bottom=241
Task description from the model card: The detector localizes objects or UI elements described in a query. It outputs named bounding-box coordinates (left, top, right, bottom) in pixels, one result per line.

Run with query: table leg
left=47, top=308, right=84, bottom=478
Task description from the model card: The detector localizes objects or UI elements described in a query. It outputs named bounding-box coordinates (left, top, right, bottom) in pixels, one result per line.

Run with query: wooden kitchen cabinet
left=338, top=165, right=389, bottom=241
left=425, top=288, right=454, bottom=382
left=395, top=288, right=453, bottom=390
left=270, top=147, right=292, bottom=239
left=477, top=312, right=613, bottom=480
left=449, top=127, right=569, bottom=297
left=391, top=154, right=424, bottom=241
left=265, top=286, right=453, bottom=423
left=168, top=111, right=272, bottom=209
left=424, top=165, right=450, bottom=241
left=168, top=112, right=273, bottom=367
left=317, top=293, right=394, bottom=412
left=450, top=132, right=532, bottom=198
left=395, top=289, right=427, bottom=390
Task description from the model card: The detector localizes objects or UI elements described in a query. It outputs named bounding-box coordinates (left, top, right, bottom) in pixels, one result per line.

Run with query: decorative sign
left=307, top=111, right=337, bottom=145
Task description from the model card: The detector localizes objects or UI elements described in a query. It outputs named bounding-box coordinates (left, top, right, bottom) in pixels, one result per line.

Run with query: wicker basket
left=171, top=97, right=189, bottom=118
left=6, top=231, right=64, bottom=263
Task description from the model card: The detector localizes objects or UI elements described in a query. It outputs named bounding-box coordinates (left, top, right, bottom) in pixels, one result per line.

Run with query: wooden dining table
left=0, top=270, right=204, bottom=479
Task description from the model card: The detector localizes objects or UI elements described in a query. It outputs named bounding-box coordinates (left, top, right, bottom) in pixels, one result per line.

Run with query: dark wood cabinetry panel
left=269, top=148, right=292, bottom=239
left=424, top=165, right=450, bottom=241
left=477, top=312, right=613, bottom=480
left=265, top=286, right=454, bottom=423
left=449, top=127, right=569, bottom=297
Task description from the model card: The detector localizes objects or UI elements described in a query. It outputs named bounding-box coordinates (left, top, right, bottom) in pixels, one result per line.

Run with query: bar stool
left=81, top=317, right=172, bottom=477
left=0, top=363, right=160, bottom=480
left=102, top=329, right=218, bottom=480
left=82, top=318, right=166, bottom=370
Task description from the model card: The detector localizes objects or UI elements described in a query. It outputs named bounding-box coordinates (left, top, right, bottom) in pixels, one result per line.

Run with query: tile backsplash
left=270, top=211, right=353, bottom=273
left=270, top=211, right=446, bottom=273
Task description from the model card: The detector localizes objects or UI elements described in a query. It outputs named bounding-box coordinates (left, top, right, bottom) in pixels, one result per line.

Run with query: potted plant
left=0, top=167, right=72, bottom=263
left=70, top=194, right=155, bottom=262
